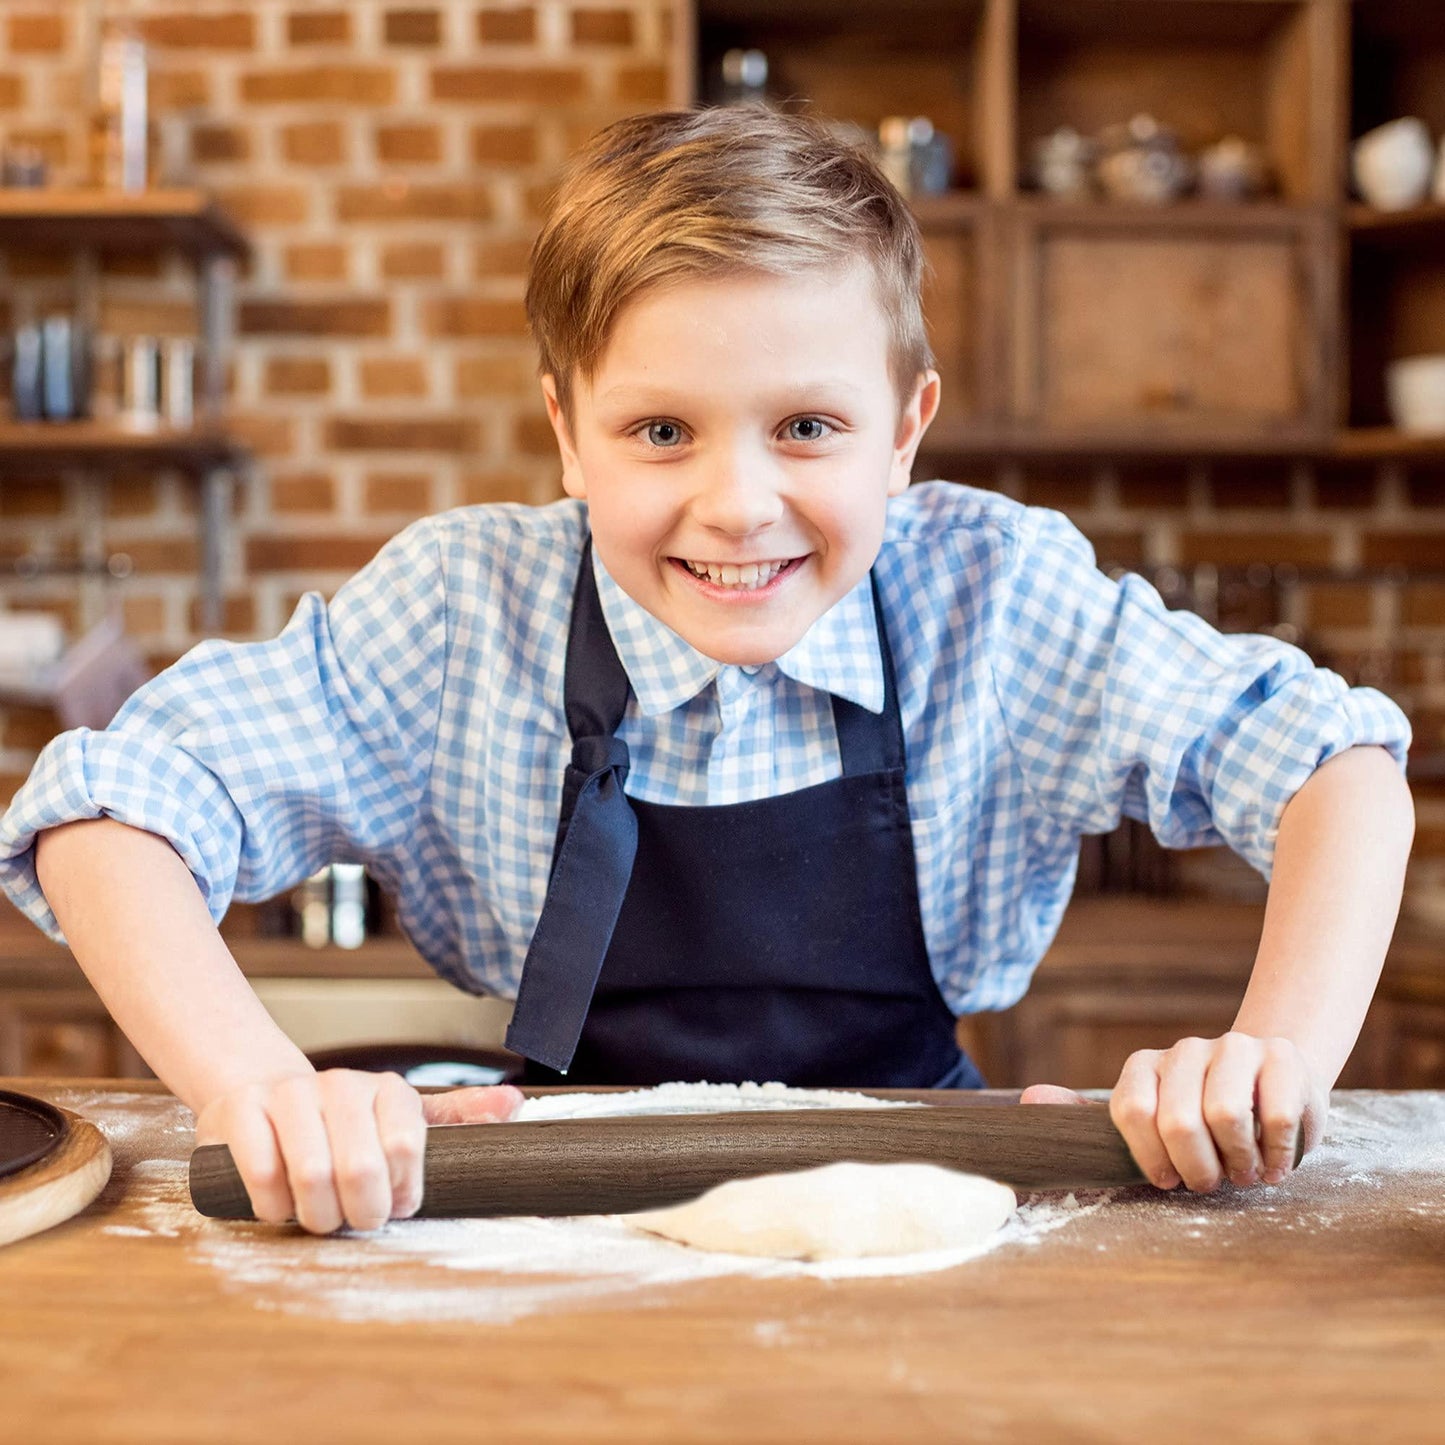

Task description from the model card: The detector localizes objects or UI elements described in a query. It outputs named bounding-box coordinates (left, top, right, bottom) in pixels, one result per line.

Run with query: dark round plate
left=0, top=1090, right=67, bottom=1180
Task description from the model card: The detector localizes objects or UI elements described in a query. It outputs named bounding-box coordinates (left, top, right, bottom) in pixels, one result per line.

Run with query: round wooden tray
left=0, top=1091, right=112, bottom=1247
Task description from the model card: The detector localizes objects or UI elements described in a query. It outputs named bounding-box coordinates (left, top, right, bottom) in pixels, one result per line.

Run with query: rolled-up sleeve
left=990, top=508, right=1412, bottom=877
left=0, top=517, right=448, bottom=942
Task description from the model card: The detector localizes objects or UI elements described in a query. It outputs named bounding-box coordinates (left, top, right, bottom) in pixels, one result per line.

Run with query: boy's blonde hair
left=526, top=106, right=934, bottom=425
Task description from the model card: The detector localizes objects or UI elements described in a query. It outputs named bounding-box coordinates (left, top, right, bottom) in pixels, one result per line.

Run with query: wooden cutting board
left=0, top=1090, right=112, bottom=1247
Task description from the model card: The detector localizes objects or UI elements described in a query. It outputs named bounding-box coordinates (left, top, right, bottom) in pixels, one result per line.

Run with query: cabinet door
left=0, top=992, right=149, bottom=1078
left=1008, top=205, right=1333, bottom=441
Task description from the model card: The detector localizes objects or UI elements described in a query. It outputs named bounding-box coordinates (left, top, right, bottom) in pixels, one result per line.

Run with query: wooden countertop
left=3, top=1079, right=1444, bottom=1444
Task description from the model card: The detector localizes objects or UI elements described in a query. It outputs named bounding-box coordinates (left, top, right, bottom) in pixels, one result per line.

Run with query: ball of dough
left=624, top=1161, right=1017, bottom=1261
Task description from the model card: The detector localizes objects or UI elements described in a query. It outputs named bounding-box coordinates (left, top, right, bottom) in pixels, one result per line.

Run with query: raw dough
left=625, top=1161, right=1017, bottom=1261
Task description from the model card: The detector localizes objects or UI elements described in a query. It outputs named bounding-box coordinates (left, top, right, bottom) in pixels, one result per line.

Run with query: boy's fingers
left=1201, top=1033, right=1266, bottom=1186
left=268, top=1076, right=344, bottom=1235
left=421, top=1084, right=525, bottom=1126
left=1108, top=1050, right=1178, bottom=1190
left=1018, top=1084, right=1089, bottom=1106
left=373, top=1074, right=428, bottom=1219
left=224, top=1106, right=296, bottom=1225
left=1154, top=1039, right=1225, bottom=1192
left=318, top=1073, right=395, bottom=1232
left=1256, top=1041, right=1308, bottom=1184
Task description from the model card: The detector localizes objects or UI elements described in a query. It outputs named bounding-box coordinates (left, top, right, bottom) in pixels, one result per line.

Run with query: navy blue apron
left=505, top=541, right=984, bottom=1090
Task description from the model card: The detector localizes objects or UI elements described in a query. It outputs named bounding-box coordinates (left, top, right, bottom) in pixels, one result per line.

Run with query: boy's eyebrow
left=595, top=381, right=868, bottom=408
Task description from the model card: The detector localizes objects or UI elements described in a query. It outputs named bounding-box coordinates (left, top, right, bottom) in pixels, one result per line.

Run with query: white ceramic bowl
left=1353, top=117, right=1434, bottom=211
left=1386, top=354, right=1445, bottom=435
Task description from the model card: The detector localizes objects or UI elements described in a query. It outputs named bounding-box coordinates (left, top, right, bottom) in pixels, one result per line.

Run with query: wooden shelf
left=1348, top=203, right=1445, bottom=246
left=0, top=420, right=247, bottom=474
left=1333, top=427, right=1445, bottom=461
left=0, top=189, right=248, bottom=260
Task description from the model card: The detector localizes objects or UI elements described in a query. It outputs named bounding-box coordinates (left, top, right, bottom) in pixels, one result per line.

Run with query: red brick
left=475, top=9, right=536, bottom=43
left=3, top=128, right=69, bottom=170
left=376, top=124, right=443, bottom=164
left=459, top=471, right=541, bottom=505
left=0, top=75, right=29, bottom=109
left=227, top=412, right=298, bottom=457
left=513, top=412, right=557, bottom=457
left=0, top=479, right=65, bottom=517
left=1304, top=583, right=1375, bottom=629
left=473, top=237, right=535, bottom=278
left=1, top=706, right=58, bottom=752
left=271, top=471, right=337, bottom=512
left=191, top=124, right=250, bottom=163
left=470, top=123, right=538, bottom=166
left=121, top=593, right=168, bottom=635
left=7, top=14, right=66, bottom=52
left=614, top=63, right=668, bottom=103
left=1076, top=530, right=1145, bottom=569
left=241, top=67, right=395, bottom=105
left=431, top=66, right=586, bottom=105
left=111, top=537, right=200, bottom=573
left=336, top=183, right=493, bottom=223
left=213, top=184, right=311, bottom=225
left=104, top=475, right=162, bottom=518
left=1361, top=532, right=1445, bottom=569
left=149, top=69, right=211, bottom=109
left=363, top=472, right=433, bottom=512
left=1177, top=530, right=1336, bottom=567
left=248, top=535, right=390, bottom=572
left=281, top=120, right=347, bottom=166
left=421, top=296, right=527, bottom=338
left=187, top=595, right=256, bottom=635
left=264, top=356, right=333, bottom=396
left=1207, top=461, right=1292, bottom=511
left=571, top=8, right=634, bottom=45
left=455, top=354, right=541, bottom=398
left=140, top=12, right=255, bottom=48
left=380, top=242, right=447, bottom=280
left=1402, top=584, right=1445, bottom=627
left=99, top=297, right=198, bottom=334
left=384, top=9, right=442, bottom=45
left=324, top=417, right=483, bottom=452
left=286, top=11, right=351, bottom=45
left=283, top=243, right=349, bottom=283
left=241, top=299, right=391, bottom=338
left=358, top=357, right=429, bottom=398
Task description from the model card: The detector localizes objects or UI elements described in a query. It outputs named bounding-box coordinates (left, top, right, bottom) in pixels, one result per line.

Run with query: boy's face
left=540, top=262, right=941, bottom=667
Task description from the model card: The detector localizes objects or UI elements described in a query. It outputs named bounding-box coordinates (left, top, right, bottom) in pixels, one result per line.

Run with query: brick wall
left=0, top=1, right=1441, bottom=900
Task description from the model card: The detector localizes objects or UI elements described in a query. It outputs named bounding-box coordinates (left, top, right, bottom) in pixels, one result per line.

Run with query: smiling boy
left=0, top=107, right=1414, bottom=1233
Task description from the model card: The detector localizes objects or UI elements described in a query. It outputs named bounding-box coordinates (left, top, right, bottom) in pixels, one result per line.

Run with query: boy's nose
left=689, top=444, right=786, bottom=535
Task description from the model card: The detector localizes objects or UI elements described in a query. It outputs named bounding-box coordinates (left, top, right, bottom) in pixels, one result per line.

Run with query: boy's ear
left=540, top=374, right=587, bottom=500
left=886, top=369, right=942, bottom=497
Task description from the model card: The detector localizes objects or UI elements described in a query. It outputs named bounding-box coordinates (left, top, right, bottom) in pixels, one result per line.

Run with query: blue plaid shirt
left=0, top=483, right=1411, bottom=1015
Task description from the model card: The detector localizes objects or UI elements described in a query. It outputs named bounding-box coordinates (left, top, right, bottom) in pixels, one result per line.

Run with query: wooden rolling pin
left=190, top=1103, right=1165, bottom=1220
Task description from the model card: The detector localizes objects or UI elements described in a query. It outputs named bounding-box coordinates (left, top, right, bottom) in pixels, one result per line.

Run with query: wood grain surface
left=191, top=1103, right=1148, bottom=1219
left=0, top=1100, right=111, bottom=1247
left=4, top=1078, right=1445, bottom=1445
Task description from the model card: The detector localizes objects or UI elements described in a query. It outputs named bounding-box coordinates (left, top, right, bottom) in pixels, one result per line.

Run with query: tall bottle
left=90, top=20, right=148, bottom=191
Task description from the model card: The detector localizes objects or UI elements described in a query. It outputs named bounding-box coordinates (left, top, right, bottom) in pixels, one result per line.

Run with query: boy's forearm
left=33, top=817, right=312, bottom=1112
left=1232, top=745, right=1415, bottom=1088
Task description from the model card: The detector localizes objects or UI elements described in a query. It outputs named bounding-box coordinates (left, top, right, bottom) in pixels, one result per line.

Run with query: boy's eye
left=786, top=417, right=833, bottom=442
left=640, top=420, right=685, bottom=448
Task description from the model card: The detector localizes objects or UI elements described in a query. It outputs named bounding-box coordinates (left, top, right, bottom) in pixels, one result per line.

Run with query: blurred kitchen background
left=0, top=0, right=1442, bottom=1089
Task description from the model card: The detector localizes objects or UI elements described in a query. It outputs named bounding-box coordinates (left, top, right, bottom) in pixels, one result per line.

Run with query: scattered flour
left=68, top=1084, right=1445, bottom=1326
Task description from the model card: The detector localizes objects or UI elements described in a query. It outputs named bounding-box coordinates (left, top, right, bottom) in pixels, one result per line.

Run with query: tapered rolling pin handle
left=189, top=1105, right=1163, bottom=1221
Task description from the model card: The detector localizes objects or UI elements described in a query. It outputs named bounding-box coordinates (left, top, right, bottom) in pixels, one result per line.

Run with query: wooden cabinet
left=686, top=0, right=1445, bottom=465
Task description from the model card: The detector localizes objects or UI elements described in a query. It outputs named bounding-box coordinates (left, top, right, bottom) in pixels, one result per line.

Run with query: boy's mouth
left=671, top=555, right=804, bottom=594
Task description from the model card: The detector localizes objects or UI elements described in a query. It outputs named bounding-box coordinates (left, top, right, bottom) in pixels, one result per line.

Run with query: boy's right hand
left=194, top=1070, right=524, bottom=1234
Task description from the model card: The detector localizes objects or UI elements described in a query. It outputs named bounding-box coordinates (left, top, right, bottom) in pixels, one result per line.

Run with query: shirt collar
left=590, top=548, right=886, bottom=717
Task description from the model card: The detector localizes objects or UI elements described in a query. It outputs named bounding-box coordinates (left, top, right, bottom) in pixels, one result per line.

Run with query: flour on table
left=79, top=1080, right=1105, bottom=1323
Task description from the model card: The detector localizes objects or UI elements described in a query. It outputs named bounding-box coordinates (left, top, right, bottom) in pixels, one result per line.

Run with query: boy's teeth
left=684, top=559, right=788, bottom=590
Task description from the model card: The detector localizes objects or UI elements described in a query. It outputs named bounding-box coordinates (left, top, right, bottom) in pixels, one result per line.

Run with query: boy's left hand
left=1020, top=1032, right=1329, bottom=1191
